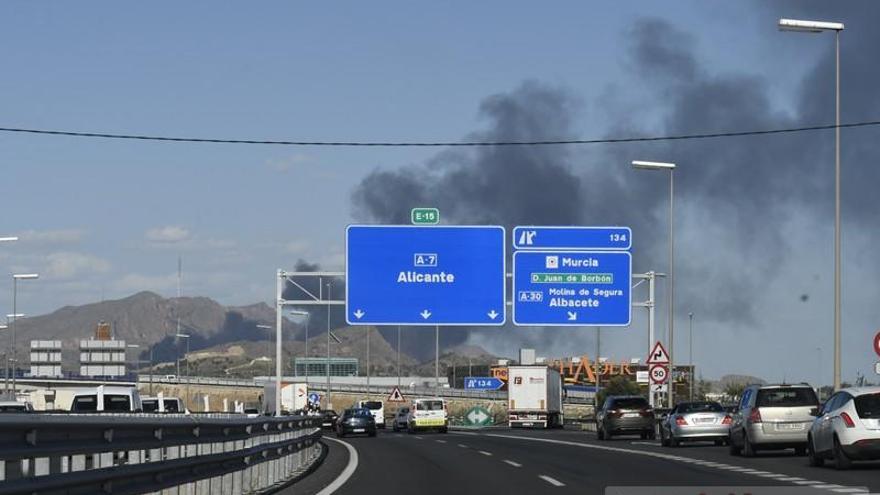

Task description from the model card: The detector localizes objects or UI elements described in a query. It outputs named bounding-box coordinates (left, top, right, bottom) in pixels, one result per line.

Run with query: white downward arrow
left=567, top=311, right=577, bottom=321
left=420, top=310, right=432, bottom=320
left=353, top=309, right=365, bottom=319
left=487, top=310, right=499, bottom=320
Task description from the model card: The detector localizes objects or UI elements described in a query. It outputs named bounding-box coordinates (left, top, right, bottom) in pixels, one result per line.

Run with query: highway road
left=291, top=427, right=880, bottom=495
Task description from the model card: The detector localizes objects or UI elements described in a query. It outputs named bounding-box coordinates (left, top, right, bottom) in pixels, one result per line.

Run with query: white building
left=29, top=340, right=63, bottom=377
left=79, top=338, right=127, bottom=377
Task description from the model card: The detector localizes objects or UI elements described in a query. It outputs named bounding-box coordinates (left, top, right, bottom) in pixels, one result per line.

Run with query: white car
left=408, top=398, right=448, bottom=433
left=392, top=406, right=410, bottom=432
left=807, top=386, right=880, bottom=469
left=357, top=400, right=385, bottom=428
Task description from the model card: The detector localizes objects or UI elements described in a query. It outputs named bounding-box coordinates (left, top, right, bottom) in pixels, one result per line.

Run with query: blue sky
left=2, top=1, right=875, bottom=383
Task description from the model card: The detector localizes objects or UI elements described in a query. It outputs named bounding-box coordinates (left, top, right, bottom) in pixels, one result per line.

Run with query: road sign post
left=464, top=406, right=492, bottom=427
left=346, top=225, right=506, bottom=326
left=512, top=251, right=631, bottom=326
left=464, top=377, right=504, bottom=391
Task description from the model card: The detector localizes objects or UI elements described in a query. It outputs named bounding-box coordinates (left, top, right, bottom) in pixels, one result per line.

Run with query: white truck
left=507, top=365, right=563, bottom=428
left=262, top=382, right=308, bottom=415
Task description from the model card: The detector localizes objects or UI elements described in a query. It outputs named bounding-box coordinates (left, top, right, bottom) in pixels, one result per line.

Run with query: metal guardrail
left=0, top=413, right=322, bottom=495
left=320, top=382, right=507, bottom=401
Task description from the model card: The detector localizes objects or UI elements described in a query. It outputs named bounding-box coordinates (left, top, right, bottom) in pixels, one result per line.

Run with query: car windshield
left=345, top=408, right=371, bottom=418
left=142, top=400, right=158, bottom=412
left=756, top=388, right=818, bottom=407
left=678, top=402, right=723, bottom=413
left=362, top=401, right=383, bottom=410
left=105, top=395, right=132, bottom=412
left=163, top=400, right=180, bottom=413
left=854, top=393, right=880, bottom=419
left=612, top=398, right=648, bottom=410
left=72, top=395, right=98, bottom=412
left=417, top=400, right=444, bottom=411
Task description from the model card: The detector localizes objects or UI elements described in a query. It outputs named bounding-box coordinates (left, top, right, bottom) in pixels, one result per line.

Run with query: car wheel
left=393, top=422, right=399, bottom=432
left=604, top=425, right=613, bottom=440
left=670, top=434, right=680, bottom=448
left=714, top=439, right=724, bottom=447
left=833, top=436, right=852, bottom=470
left=597, top=424, right=605, bottom=440
left=647, top=429, right=656, bottom=440
left=369, top=430, right=377, bottom=437
left=794, top=446, right=807, bottom=456
left=728, top=433, right=742, bottom=456
left=807, top=435, right=824, bottom=467
left=660, top=429, right=670, bottom=447
left=742, top=433, right=756, bottom=458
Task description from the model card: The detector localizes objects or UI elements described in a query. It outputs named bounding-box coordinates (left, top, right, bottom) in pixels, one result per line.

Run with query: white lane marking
left=631, top=441, right=661, bottom=446
left=831, top=489, right=869, bottom=493
left=316, top=437, right=359, bottom=495
left=481, top=433, right=867, bottom=492
left=539, top=475, right=565, bottom=487
left=457, top=443, right=468, bottom=448
left=450, top=431, right=480, bottom=436
left=478, top=450, right=492, bottom=456
left=414, top=436, right=423, bottom=440
left=435, top=439, right=447, bottom=444
left=503, top=460, right=522, bottom=467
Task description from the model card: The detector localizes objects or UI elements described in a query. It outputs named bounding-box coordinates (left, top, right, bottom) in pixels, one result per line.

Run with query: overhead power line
left=0, top=120, right=878, bottom=147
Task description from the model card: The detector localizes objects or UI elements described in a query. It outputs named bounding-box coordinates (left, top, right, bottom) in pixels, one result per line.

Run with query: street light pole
left=175, top=333, right=190, bottom=408
left=397, top=325, right=401, bottom=389
left=632, top=161, right=676, bottom=407
left=688, top=312, right=694, bottom=401
left=12, top=273, right=39, bottom=396
left=256, top=324, right=273, bottom=377
left=0, top=324, right=7, bottom=396
left=326, top=281, right=332, bottom=409
left=778, top=18, right=845, bottom=392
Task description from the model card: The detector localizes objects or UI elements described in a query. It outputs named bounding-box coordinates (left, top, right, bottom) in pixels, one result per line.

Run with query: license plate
left=353, top=428, right=365, bottom=433
left=522, top=422, right=533, bottom=426
left=695, top=418, right=715, bottom=424
left=415, top=418, right=445, bottom=426
left=777, top=423, right=803, bottom=430
left=624, top=413, right=639, bottom=418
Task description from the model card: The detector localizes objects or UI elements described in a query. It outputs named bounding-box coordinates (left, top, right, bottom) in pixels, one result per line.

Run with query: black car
left=336, top=408, right=377, bottom=437
left=597, top=395, right=656, bottom=440
left=320, top=409, right=339, bottom=429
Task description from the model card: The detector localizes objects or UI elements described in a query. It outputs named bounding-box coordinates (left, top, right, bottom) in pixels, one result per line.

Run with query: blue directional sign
left=308, top=392, right=320, bottom=405
left=346, top=225, right=506, bottom=326
left=513, top=226, right=632, bottom=251
left=464, top=377, right=505, bottom=390
left=513, top=251, right=631, bottom=326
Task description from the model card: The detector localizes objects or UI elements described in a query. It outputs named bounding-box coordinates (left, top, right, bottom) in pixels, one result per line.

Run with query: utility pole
left=688, top=312, right=694, bottom=401
left=596, top=327, right=602, bottom=393
left=435, top=325, right=440, bottom=388
left=397, top=326, right=401, bottom=388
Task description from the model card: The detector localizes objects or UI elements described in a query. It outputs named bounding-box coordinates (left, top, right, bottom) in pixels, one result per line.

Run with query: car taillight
left=608, top=409, right=622, bottom=418
left=840, top=412, right=855, bottom=428
left=640, top=409, right=654, bottom=418
left=748, top=408, right=762, bottom=424
left=722, top=415, right=732, bottom=425
left=674, top=415, right=688, bottom=426
left=509, top=414, right=518, bottom=420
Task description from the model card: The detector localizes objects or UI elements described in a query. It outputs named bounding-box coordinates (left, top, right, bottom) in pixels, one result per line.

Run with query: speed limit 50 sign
left=649, top=364, right=669, bottom=384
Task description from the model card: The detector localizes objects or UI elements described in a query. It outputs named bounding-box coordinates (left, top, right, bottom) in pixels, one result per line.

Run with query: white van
left=60, top=386, right=143, bottom=413
left=408, top=398, right=448, bottom=433
left=357, top=400, right=385, bottom=428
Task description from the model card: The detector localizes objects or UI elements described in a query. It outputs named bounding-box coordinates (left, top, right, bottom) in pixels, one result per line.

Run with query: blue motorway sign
left=464, top=377, right=505, bottom=390
left=346, top=225, right=506, bottom=326
left=308, top=392, right=320, bottom=405
left=513, top=226, right=632, bottom=251
left=513, top=250, right=631, bottom=326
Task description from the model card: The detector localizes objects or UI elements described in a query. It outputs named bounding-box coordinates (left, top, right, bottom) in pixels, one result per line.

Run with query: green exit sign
left=411, top=207, right=439, bottom=225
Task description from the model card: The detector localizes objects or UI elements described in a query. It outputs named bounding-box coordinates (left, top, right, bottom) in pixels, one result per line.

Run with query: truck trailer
left=507, top=365, right=563, bottom=428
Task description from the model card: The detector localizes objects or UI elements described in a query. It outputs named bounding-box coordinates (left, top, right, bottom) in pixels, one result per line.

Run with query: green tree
left=596, top=375, right=642, bottom=408
left=723, top=382, right=747, bottom=402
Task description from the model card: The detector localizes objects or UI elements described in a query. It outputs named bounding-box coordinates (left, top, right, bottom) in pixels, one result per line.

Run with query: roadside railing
left=0, top=413, right=322, bottom=495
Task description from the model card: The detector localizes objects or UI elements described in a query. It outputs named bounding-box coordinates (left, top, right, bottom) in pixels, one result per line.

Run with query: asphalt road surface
left=288, top=427, right=880, bottom=495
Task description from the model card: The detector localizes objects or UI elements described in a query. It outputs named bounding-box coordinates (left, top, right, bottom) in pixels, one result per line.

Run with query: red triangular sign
left=646, top=341, right=670, bottom=364
left=387, top=386, right=406, bottom=402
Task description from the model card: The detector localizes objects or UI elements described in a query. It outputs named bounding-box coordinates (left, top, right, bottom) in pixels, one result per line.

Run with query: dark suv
left=597, top=395, right=656, bottom=440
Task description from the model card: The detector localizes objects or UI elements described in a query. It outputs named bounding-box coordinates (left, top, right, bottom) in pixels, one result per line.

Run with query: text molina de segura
left=547, top=287, right=624, bottom=308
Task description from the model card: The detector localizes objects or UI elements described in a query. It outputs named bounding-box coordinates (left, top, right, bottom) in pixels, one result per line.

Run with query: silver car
left=728, top=383, right=819, bottom=457
left=660, top=401, right=731, bottom=447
